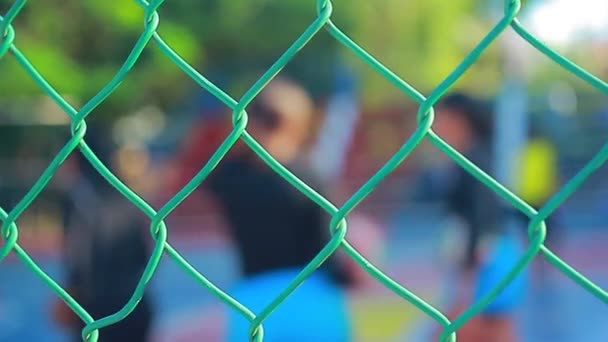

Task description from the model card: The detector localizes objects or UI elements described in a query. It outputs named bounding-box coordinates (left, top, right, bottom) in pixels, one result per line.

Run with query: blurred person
left=514, top=125, right=561, bottom=247
left=427, top=93, right=527, bottom=342
left=202, top=77, right=355, bottom=341
left=512, top=123, right=564, bottom=288
left=167, top=64, right=384, bottom=285
left=52, top=126, right=154, bottom=342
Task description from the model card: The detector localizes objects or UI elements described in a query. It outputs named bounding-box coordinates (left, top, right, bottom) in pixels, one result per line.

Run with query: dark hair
left=438, top=92, right=493, bottom=142
left=71, top=122, right=115, bottom=194
left=247, top=97, right=281, bottom=131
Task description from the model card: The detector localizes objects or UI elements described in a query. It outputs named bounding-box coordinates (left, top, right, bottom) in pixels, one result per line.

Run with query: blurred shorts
left=225, top=268, right=351, bottom=342
left=473, top=231, right=528, bottom=315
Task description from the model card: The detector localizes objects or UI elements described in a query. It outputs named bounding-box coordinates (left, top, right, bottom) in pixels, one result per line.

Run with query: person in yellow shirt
left=516, top=129, right=558, bottom=208
left=514, top=125, right=561, bottom=249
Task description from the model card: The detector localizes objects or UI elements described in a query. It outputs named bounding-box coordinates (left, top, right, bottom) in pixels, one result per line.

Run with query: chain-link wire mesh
left=1, top=0, right=607, bottom=341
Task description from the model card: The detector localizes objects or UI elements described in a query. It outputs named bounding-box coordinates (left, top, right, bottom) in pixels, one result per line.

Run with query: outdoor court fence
left=1, top=0, right=607, bottom=341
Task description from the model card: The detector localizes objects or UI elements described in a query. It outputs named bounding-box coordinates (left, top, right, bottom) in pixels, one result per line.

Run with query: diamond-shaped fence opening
left=1, top=0, right=607, bottom=341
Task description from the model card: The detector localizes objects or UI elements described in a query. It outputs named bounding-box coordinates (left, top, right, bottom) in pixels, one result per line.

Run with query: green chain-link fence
left=1, top=0, right=607, bottom=341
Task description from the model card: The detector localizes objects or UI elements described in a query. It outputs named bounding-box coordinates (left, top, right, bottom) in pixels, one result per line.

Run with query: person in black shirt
left=53, top=127, right=154, bottom=342
left=203, top=78, right=353, bottom=341
left=429, top=93, right=527, bottom=341
left=435, top=93, right=500, bottom=272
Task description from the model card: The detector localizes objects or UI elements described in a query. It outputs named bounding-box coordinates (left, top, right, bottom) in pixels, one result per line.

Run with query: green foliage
left=1, top=0, right=503, bottom=117
left=331, top=0, right=499, bottom=107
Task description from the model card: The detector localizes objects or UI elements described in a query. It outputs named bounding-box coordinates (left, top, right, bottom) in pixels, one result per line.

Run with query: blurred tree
left=332, top=0, right=500, bottom=108
left=0, top=1, right=204, bottom=117
left=0, top=0, right=534, bottom=118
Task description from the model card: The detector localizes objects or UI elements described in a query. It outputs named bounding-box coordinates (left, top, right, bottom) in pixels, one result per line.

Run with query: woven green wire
left=0, top=0, right=607, bottom=341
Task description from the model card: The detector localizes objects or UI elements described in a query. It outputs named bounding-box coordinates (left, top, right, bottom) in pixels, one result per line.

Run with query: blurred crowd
left=8, top=72, right=573, bottom=342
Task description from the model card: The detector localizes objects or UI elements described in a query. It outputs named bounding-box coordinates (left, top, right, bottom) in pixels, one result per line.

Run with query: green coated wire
left=0, top=0, right=606, bottom=341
